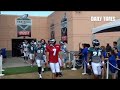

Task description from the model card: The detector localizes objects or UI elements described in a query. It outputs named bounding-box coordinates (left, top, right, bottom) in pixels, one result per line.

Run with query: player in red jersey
left=46, top=39, right=62, bottom=79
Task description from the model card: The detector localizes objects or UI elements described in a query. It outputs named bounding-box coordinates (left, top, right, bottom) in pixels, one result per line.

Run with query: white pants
left=58, top=58, right=63, bottom=67
left=23, top=51, right=29, bottom=57
left=49, top=62, right=60, bottom=73
left=36, top=59, right=44, bottom=67
left=29, top=54, right=34, bottom=60
left=91, top=62, right=102, bottom=75
left=43, top=55, right=46, bottom=62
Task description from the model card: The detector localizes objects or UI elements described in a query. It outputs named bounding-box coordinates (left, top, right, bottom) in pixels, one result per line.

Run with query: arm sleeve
left=46, top=45, right=49, bottom=52
left=58, top=45, right=61, bottom=52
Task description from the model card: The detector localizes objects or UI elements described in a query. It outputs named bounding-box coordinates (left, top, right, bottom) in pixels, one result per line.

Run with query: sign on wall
left=50, top=23, right=55, bottom=39
left=61, top=12, right=68, bottom=43
left=15, top=14, right=32, bottom=37
left=51, top=31, right=55, bottom=39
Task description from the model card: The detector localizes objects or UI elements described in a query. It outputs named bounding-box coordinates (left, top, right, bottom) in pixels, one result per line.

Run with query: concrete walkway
left=2, top=57, right=36, bottom=68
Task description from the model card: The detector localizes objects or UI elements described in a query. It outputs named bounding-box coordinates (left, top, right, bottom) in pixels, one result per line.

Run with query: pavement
left=2, top=57, right=36, bottom=68
left=2, top=69, right=94, bottom=79
left=0, top=57, right=94, bottom=79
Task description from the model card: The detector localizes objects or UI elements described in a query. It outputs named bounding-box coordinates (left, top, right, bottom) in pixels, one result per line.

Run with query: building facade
left=1, top=11, right=120, bottom=56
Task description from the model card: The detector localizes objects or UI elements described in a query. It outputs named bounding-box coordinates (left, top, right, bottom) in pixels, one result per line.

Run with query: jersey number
left=37, top=50, right=43, bottom=53
left=31, top=47, right=33, bottom=50
left=93, top=51, right=101, bottom=56
left=53, top=49, right=56, bottom=56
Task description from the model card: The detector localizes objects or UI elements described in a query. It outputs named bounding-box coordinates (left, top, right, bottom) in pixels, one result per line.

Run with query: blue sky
left=1, top=11, right=54, bottom=16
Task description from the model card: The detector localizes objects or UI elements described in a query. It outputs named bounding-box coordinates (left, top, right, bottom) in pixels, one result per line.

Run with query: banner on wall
left=50, top=23, right=55, bottom=39
left=16, top=14, right=32, bottom=37
left=61, top=27, right=67, bottom=43
left=61, top=13, right=68, bottom=43
left=51, top=31, right=55, bottom=39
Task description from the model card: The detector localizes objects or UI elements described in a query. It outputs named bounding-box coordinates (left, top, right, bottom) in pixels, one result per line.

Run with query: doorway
left=12, top=38, right=36, bottom=57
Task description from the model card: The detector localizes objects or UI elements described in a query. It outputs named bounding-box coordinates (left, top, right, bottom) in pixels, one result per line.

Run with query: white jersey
left=23, top=43, right=29, bottom=52
left=34, top=42, right=37, bottom=46
left=61, top=44, right=68, bottom=53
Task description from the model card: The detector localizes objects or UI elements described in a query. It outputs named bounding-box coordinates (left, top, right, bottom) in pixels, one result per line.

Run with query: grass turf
left=2, top=66, right=113, bottom=79
left=3, top=66, right=38, bottom=75
left=2, top=66, right=71, bottom=75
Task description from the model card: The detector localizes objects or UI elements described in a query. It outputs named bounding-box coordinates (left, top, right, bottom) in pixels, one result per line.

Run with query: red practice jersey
left=46, top=44, right=61, bottom=63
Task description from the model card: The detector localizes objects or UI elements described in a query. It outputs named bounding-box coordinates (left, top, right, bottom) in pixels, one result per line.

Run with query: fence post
left=68, top=52, right=71, bottom=68
left=106, top=59, right=109, bottom=79
left=0, top=55, right=4, bottom=76
left=71, top=55, right=77, bottom=70
left=69, top=52, right=71, bottom=63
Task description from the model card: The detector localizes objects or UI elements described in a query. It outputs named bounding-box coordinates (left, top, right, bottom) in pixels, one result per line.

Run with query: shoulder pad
left=88, top=47, right=93, bottom=50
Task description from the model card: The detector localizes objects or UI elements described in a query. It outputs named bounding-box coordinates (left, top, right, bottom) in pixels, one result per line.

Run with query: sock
left=26, top=57, right=28, bottom=60
left=38, top=67, right=42, bottom=74
left=42, top=67, right=44, bottom=72
left=58, top=72, right=62, bottom=76
left=25, top=56, right=27, bottom=61
left=39, top=74, right=42, bottom=78
left=24, top=57, right=25, bottom=60
left=56, top=73, right=59, bottom=77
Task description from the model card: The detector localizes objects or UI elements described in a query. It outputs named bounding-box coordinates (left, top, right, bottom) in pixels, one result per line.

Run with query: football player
left=28, top=41, right=36, bottom=67
left=23, top=40, right=29, bottom=63
left=40, top=39, right=47, bottom=72
left=59, top=40, right=68, bottom=68
left=35, top=42, right=45, bottom=79
left=87, top=39, right=105, bottom=79
left=46, top=39, right=62, bottom=79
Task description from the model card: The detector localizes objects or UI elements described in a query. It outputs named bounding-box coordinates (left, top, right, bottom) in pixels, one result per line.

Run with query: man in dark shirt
left=106, top=43, right=112, bottom=52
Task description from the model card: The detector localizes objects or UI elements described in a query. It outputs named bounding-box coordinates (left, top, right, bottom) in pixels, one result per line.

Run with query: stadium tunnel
left=12, top=38, right=36, bottom=57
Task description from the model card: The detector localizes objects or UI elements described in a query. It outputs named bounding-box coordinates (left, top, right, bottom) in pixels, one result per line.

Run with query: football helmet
left=30, top=42, right=34, bottom=47
left=92, top=39, right=100, bottom=47
left=36, top=41, right=42, bottom=47
left=24, top=40, right=28, bottom=44
left=37, top=41, right=41, bottom=44
left=48, top=39, right=56, bottom=46
left=59, top=40, right=64, bottom=45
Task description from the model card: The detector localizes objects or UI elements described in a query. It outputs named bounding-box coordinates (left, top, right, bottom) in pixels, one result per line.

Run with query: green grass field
left=3, top=66, right=38, bottom=75
left=2, top=66, right=113, bottom=79
left=2, top=66, right=71, bottom=75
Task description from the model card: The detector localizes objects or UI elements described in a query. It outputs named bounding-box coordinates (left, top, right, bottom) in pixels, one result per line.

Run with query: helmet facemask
left=49, top=41, right=55, bottom=46
left=49, top=39, right=56, bottom=46
left=92, top=39, right=100, bottom=48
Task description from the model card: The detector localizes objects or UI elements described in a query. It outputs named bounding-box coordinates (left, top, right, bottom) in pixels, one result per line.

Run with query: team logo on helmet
left=48, top=39, right=56, bottom=46
left=92, top=39, right=100, bottom=46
